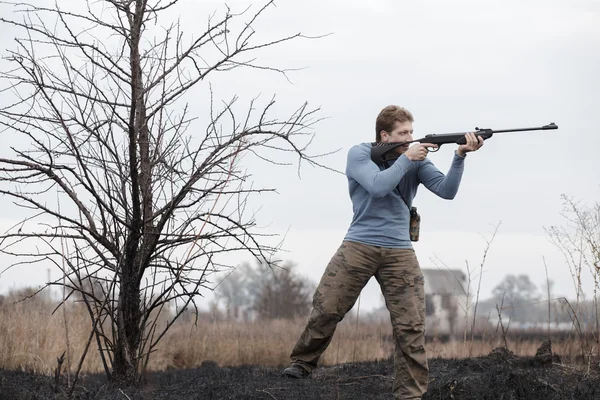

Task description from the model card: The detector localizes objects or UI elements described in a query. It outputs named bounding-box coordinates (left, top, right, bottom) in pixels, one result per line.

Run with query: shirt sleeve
left=345, top=145, right=415, bottom=198
left=417, top=151, right=466, bottom=199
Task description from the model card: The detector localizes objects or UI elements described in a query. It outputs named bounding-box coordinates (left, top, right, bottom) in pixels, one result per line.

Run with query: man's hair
left=375, top=105, right=414, bottom=142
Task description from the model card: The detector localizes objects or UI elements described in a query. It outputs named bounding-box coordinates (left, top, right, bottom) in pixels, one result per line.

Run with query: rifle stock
left=370, top=122, right=558, bottom=164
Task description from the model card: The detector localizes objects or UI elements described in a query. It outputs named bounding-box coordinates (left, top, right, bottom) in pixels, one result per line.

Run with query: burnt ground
left=0, top=345, right=599, bottom=400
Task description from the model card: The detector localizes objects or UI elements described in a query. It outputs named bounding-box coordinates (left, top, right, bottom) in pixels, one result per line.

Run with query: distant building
left=422, top=268, right=469, bottom=336
left=366, top=268, right=470, bottom=337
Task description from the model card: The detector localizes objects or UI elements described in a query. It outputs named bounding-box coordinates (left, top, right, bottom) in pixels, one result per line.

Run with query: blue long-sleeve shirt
left=343, top=142, right=466, bottom=248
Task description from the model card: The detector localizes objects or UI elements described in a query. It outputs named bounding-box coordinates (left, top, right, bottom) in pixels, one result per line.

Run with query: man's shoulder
left=348, top=142, right=372, bottom=152
left=347, top=142, right=373, bottom=159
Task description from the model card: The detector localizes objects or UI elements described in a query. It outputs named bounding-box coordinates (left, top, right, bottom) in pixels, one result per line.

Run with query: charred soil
left=1, top=345, right=598, bottom=400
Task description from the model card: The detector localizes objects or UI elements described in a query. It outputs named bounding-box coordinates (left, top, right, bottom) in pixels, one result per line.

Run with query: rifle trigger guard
left=427, top=146, right=440, bottom=153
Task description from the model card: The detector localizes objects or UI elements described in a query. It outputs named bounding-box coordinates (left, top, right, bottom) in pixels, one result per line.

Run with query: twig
left=543, top=256, right=551, bottom=336
left=470, top=221, right=501, bottom=357
left=586, top=346, right=595, bottom=376
left=54, top=351, right=65, bottom=393
left=352, top=294, right=361, bottom=362
left=561, top=297, right=587, bottom=361
left=58, top=193, right=72, bottom=387
left=119, top=389, right=132, bottom=400
left=256, top=387, right=288, bottom=399
left=463, top=260, right=472, bottom=355
left=495, top=293, right=509, bottom=350
left=260, top=390, right=277, bottom=400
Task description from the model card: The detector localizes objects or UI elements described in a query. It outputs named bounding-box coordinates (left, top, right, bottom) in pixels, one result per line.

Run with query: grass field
left=0, top=295, right=593, bottom=377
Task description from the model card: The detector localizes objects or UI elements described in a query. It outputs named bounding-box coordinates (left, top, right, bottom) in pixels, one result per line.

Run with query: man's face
left=380, top=121, right=414, bottom=154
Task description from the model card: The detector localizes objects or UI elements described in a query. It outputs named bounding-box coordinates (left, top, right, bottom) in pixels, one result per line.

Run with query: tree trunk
left=110, top=2, right=148, bottom=385
left=114, top=268, right=142, bottom=385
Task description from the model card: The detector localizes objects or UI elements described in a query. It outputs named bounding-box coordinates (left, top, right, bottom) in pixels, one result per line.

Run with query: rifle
left=370, top=122, right=558, bottom=164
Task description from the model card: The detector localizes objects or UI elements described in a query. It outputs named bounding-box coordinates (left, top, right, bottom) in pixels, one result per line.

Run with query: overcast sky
left=0, top=0, right=598, bottom=313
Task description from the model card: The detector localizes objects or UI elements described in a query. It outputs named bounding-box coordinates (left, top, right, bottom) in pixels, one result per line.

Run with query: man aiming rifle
left=281, top=105, right=556, bottom=399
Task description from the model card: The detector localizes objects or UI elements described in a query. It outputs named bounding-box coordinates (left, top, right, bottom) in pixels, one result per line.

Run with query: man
left=281, top=105, right=484, bottom=399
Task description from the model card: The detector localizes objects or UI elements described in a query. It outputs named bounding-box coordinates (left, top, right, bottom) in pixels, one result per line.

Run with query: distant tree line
left=209, top=260, right=316, bottom=321
left=479, top=273, right=597, bottom=329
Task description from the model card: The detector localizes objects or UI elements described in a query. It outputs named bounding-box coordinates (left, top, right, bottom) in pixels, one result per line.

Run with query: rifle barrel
left=478, top=123, right=558, bottom=134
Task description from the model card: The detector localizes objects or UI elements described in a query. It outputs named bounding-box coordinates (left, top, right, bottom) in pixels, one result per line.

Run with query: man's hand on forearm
left=457, top=132, right=484, bottom=157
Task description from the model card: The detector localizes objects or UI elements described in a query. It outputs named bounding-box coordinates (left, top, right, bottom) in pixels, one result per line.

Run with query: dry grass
left=0, top=295, right=590, bottom=377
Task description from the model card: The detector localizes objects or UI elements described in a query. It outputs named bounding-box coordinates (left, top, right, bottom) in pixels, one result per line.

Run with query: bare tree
left=0, top=0, right=332, bottom=386
left=492, top=274, right=541, bottom=321
left=254, top=260, right=314, bottom=320
left=215, top=258, right=314, bottom=321
left=214, top=259, right=272, bottom=320
left=214, top=263, right=248, bottom=321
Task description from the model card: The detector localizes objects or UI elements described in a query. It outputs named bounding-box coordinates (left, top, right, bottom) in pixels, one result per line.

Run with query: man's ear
left=380, top=130, right=389, bottom=142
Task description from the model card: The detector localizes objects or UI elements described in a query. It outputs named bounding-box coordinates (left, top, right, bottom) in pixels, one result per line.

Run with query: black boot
left=281, top=363, right=311, bottom=379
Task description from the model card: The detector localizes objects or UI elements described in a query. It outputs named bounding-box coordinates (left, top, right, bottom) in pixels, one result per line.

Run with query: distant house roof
left=422, top=268, right=466, bottom=296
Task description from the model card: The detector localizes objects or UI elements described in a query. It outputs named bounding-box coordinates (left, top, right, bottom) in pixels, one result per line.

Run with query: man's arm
left=346, top=145, right=414, bottom=198
left=418, top=132, right=485, bottom=199
left=417, top=151, right=465, bottom=200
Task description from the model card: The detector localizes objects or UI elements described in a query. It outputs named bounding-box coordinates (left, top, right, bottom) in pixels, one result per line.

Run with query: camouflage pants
left=289, top=240, right=428, bottom=399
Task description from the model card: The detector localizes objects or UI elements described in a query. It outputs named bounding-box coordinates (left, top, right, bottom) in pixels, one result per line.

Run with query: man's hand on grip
left=405, top=143, right=438, bottom=161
